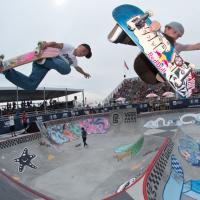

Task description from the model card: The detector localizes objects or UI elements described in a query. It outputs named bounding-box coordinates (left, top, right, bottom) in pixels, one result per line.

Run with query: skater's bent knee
left=58, top=66, right=71, bottom=75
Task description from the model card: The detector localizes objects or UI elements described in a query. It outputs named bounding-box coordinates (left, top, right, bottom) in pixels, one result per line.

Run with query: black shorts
left=10, top=125, right=15, bottom=132
left=134, top=53, right=159, bottom=84
left=23, top=122, right=28, bottom=129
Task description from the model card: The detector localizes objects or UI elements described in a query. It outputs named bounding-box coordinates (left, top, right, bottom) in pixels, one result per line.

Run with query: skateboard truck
left=34, top=41, right=43, bottom=55
left=135, top=11, right=153, bottom=28
left=173, top=66, right=192, bottom=87
left=170, top=55, right=193, bottom=87
left=127, top=11, right=153, bottom=30
left=34, top=41, right=47, bottom=64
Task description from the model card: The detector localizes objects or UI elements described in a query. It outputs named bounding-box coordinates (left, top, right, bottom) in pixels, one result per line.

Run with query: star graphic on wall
left=14, top=148, right=37, bottom=173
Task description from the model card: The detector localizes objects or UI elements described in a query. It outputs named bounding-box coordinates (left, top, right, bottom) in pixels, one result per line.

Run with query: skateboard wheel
left=34, top=48, right=40, bottom=55
left=146, top=10, right=153, bottom=17
left=127, top=21, right=135, bottom=31
left=175, top=79, right=182, bottom=87
left=181, top=70, right=185, bottom=75
left=38, top=41, right=43, bottom=46
left=35, top=41, right=43, bottom=55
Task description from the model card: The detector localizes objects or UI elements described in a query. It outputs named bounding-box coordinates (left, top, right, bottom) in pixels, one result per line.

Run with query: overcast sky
left=1, top=0, right=200, bottom=103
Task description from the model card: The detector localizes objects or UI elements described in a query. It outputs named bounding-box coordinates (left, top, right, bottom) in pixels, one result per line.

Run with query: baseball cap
left=165, top=22, right=184, bottom=37
left=81, top=43, right=92, bottom=59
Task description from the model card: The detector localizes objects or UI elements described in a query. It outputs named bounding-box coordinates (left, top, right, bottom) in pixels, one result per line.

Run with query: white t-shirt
left=9, top=116, right=15, bottom=126
left=59, top=43, right=78, bottom=67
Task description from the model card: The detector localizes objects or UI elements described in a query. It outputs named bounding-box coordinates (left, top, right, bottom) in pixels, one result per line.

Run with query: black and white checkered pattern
left=146, top=139, right=174, bottom=200
left=0, top=133, right=41, bottom=149
left=171, top=154, right=184, bottom=179
left=124, top=112, right=137, bottom=123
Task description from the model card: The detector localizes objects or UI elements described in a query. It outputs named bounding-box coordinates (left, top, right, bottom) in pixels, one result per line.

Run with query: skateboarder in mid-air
left=134, top=21, right=200, bottom=84
left=0, top=42, right=92, bottom=90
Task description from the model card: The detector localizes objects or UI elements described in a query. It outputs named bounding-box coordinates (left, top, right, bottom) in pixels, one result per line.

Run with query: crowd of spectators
left=0, top=99, right=75, bottom=116
left=111, top=71, right=200, bottom=104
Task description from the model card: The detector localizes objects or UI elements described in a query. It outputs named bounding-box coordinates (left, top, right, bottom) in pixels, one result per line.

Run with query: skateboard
left=0, top=42, right=60, bottom=72
left=109, top=4, right=195, bottom=98
left=75, top=143, right=81, bottom=147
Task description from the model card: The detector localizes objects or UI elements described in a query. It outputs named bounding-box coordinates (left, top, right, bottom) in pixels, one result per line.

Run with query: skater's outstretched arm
left=175, top=43, right=200, bottom=51
left=74, top=66, right=91, bottom=79
left=149, top=21, right=200, bottom=52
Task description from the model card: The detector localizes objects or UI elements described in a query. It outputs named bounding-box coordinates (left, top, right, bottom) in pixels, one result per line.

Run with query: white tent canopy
left=162, top=91, right=175, bottom=98
left=116, top=97, right=126, bottom=103
left=146, top=93, right=158, bottom=98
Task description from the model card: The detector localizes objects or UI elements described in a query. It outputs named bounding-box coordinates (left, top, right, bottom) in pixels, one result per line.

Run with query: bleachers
left=105, top=70, right=200, bottom=104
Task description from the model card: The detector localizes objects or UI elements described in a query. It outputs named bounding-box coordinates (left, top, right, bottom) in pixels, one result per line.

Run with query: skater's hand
left=150, top=20, right=161, bottom=32
left=74, top=66, right=91, bottom=78
left=84, top=73, right=91, bottom=79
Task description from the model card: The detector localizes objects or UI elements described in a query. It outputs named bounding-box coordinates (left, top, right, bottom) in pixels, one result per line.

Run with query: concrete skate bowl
left=0, top=108, right=200, bottom=200
left=104, top=108, right=200, bottom=200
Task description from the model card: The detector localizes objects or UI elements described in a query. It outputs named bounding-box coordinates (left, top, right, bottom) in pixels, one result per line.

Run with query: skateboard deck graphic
left=111, top=4, right=195, bottom=98
left=0, top=47, right=60, bottom=72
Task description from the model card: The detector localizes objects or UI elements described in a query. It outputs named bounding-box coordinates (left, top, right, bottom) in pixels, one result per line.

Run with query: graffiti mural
left=178, top=135, right=200, bottom=167
left=114, top=137, right=144, bottom=161
left=114, top=137, right=144, bottom=154
left=46, top=117, right=110, bottom=145
left=79, top=117, right=110, bottom=134
left=47, top=125, right=69, bottom=145
left=63, top=123, right=78, bottom=140
left=14, top=148, right=37, bottom=173
left=66, top=117, right=110, bottom=136
left=144, top=117, right=179, bottom=128
left=163, top=154, right=184, bottom=200
left=67, top=123, right=82, bottom=137
left=179, top=113, right=200, bottom=125
left=163, top=154, right=200, bottom=200
left=183, top=180, right=200, bottom=199
left=114, top=144, right=133, bottom=153
left=144, top=112, right=200, bottom=129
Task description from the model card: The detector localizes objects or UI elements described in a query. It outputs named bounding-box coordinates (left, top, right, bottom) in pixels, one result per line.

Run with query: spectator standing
left=21, top=111, right=28, bottom=133
left=9, top=113, right=16, bottom=137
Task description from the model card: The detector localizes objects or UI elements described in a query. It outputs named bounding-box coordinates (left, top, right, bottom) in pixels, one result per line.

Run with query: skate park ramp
left=0, top=170, right=54, bottom=200
left=0, top=108, right=200, bottom=200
